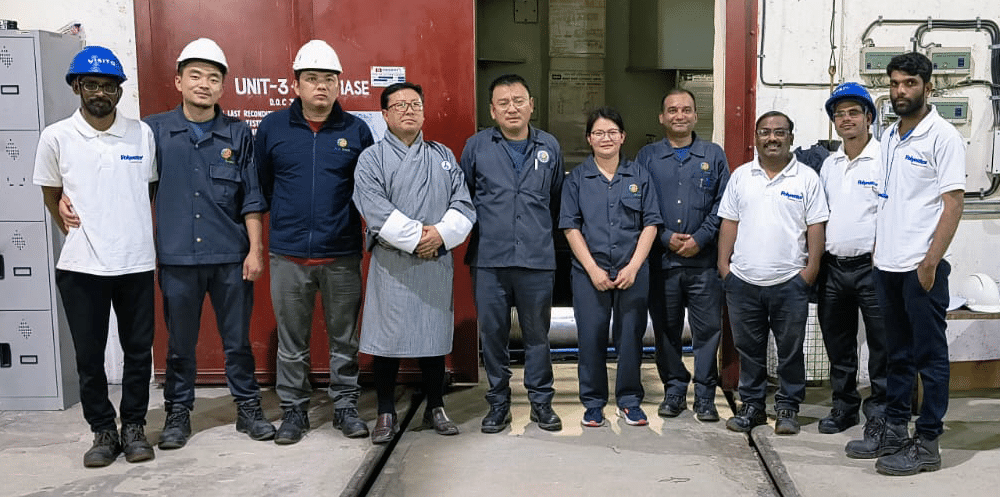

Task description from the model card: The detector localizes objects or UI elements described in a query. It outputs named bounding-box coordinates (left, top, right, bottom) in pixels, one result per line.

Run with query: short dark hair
left=756, top=110, right=794, bottom=133
left=489, top=74, right=531, bottom=100
left=886, top=52, right=932, bottom=84
left=177, top=58, right=226, bottom=77
left=586, top=106, right=625, bottom=136
left=380, top=82, right=424, bottom=110
left=661, top=88, right=697, bottom=112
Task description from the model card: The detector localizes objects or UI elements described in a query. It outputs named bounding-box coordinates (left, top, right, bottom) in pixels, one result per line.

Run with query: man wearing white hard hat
left=141, top=38, right=275, bottom=449
left=34, top=46, right=157, bottom=467
left=255, top=40, right=374, bottom=444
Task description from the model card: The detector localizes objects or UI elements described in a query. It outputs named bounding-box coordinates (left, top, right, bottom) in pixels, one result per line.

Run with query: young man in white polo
left=846, top=52, right=965, bottom=477
left=717, top=111, right=828, bottom=436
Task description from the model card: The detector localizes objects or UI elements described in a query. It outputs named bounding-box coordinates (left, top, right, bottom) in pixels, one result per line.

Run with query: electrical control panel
left=929, top=47, right=973, bottom=75
left=860, top=47, right=906, bottom=75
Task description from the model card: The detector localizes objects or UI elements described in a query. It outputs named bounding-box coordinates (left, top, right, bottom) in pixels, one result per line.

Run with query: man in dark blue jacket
left=255, top=40, right=374, bottom=444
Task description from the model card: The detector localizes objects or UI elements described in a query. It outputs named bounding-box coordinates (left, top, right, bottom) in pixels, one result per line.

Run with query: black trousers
left=817, top=253, right=888, bottom=417
left=56, top=270, right=155, bottom=432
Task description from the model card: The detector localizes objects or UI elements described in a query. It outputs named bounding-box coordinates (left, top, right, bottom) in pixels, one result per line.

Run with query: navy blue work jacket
left=255, top=98, right=374, bottom=258
left=635, top=133, right=729, bottom=269
left=145, top=105, right=266, bottom=265
left=459, top=126, right=564, bottom=270
left=559, top=156, right=662, bottom=274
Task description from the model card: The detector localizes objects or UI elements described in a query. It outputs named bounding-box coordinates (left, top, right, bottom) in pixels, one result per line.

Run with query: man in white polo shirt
left=718, top=111, right=828, bottom=436
left=33, top=46, right=158, bottom=468
left=816, top=83, right=887, bottom=435
left=846, top=52, right=965, bottom=477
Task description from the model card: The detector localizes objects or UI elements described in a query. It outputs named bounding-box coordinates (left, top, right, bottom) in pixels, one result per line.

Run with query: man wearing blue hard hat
left=33, top=46, right=158, bottom=467
left=814, top=82, right=888, bottom=437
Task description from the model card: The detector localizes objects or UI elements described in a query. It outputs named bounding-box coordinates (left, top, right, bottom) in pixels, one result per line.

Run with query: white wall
left=756, top=0, right=1000, bottom=361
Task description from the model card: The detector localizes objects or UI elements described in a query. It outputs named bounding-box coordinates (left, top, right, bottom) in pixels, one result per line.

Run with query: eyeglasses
left=756, top=128, right=790, bottom=138
left=493, top=98, right=529, bottom=110
left=590, top=129, right=622, bottom=140
left=80, top=81, right=121, bottom=95
left=833, top=109, right=865, bottom=120
left=387, top=101, right=424, bottom=113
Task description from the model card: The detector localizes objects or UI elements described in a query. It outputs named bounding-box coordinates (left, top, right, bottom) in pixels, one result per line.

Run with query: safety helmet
left=65, top=46, right=127, bottom=85
left=825, top=82, right=876, bottom=121
left=292, top=40, right=342, bottom=74
left=177, top=38, right=228, bottom=75
left=957, top=273, right=1000, bottom=313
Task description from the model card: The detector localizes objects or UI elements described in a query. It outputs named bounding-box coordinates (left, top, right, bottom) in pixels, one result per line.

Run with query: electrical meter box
left=0, top=30, right=81, bottom=410
left=929, top=97, right=970, bottom=124
left=861, top=47, right=906, bottom=75
left=929, top=47, right=973, bottom=75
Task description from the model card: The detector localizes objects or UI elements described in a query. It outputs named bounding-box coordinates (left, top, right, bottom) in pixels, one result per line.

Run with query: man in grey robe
left=353, top=82, right=476, bottom=444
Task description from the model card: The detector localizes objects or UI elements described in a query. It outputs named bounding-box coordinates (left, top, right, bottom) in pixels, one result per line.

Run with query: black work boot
left=274, top=408, right=309, bottom=445
left=236, top=398, right=276, bottom=441
left=529, top=402, right=562, bottom=431
left=481, top=403, right=512, bottom=434
left=83, top=429, right=122, bottom=468
left=658, top=394, right=687, bottom=418
left=121, top=424, right=155, bottom=463
left=774, top=408, right=800, bottom=435
left=876, top=434, right=942, bottom=476
left=158, top=403, right=191, bottom=450
left=845, top=417, right=907, bottom=459
left=333, top=406, right=370, bottom=438
left=693, top=398, right=720, bottom=422
left=818, top=408, right=860, bottom=434
left=726, top=403, right=767, bottom=433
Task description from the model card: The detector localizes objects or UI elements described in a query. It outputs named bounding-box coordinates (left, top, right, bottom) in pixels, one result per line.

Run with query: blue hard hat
left=65, top=46, right=127, bottom=85
left=825, top=82, right=876, bottom=120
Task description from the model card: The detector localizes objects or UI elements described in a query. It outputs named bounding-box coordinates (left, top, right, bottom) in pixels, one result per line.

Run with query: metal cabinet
left=0, top=30, right=80, bottom=410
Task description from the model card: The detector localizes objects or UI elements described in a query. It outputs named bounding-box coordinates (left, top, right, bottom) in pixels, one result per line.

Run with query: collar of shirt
left=289, top=97, right=346, bottom=130
left=830, top=136, right=879, bottom=170
left=888, top=104, right=941, bottom=143
left=654, top=132, right=707, bottom=161
left=580, top=154, right=636, bottom=180
left=750, top=155, right=800, bottom=181
left=489, top=125, right=540, bottom=146
left=162, top=105, right=233, bottom=143
left=71, top=108, right=127, bottom=138
left=384, top=129, right=424, bottom=157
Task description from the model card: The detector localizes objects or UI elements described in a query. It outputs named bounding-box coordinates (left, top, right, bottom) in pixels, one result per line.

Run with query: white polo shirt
left=33, top=109, right=158, bottom=276
left=874, top=105, right=966, bottom=272
left=820, top=137, right=880, bottom=257
left=719, top=157, right=829, bottom=286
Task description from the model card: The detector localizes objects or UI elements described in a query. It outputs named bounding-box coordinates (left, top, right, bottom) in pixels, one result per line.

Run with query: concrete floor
left=2, top=360, right=1000, bottom=496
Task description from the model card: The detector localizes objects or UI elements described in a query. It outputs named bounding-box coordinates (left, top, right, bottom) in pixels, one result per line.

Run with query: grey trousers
left=270, top=253, right=362, bottom=410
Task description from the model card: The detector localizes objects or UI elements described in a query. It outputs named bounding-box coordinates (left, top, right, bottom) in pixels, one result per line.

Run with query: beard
left=83, top=97, right=115, bottom=118
left=892, top=94, right=925, bottom=117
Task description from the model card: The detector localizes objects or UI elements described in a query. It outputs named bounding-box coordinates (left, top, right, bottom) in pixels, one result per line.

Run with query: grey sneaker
left=334, top=407, right=369, bottom=438
left=236, top=398, right=276, bottom=441
left=876, top=434, right=942, bottom=476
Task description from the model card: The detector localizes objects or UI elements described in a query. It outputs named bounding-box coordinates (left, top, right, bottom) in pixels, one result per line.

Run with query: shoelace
left=95, top=430, right=118, bottom=446
left=864, top=417, right=886, bottom=438
left=239, top=401, right=266, bottom=421
left=283, top=409, right=307, bottom=426
left=122, top=424, right=145, bottom=443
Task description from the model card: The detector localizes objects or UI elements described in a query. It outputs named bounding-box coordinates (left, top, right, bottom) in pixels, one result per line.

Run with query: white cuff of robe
left=434, top=209, right=474, bottom=250
left=379, top=209, right=422, bottom=253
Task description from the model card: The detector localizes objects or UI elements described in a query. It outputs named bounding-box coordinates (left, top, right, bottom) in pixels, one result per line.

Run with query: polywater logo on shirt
left=780, top=190, right=803, bottom=200
left=905, top=154, right=928, bottom=165
left=120, top=154, right=144, bottom=163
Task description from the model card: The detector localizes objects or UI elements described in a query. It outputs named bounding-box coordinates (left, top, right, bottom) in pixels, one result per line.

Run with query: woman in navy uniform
left=560, top=107, right=662, bottom=427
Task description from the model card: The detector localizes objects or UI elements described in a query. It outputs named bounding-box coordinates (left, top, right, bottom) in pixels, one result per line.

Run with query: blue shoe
left=581, top=407, right=606, bottom=427
left=618, top=405, right=648, bottom=426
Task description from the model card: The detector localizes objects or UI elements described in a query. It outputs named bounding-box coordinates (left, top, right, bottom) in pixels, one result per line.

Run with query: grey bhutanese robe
left=353, top=131, right=476, bottom=357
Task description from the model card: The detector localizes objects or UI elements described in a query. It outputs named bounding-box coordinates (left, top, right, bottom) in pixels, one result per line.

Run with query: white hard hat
left=957, top=273, right=1000, bottom=312
left=177, top=38, right=228, bottom=74
left=293, top=40, right=342, bottom=73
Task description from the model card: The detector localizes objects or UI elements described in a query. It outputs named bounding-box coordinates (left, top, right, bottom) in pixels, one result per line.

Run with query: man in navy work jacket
left=460, top=74, right=564, bottom=433
left=255, top=40, right=374, bottom=444
left=142, top=38, right=275, bottom=449
left=637, top=89, right=729, bottom=422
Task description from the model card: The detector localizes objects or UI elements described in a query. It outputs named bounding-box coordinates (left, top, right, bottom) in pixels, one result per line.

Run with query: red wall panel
left=134, top=0, right=478, bottom=384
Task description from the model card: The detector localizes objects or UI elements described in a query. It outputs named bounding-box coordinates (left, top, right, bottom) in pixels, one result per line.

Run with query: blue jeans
left=572, top=264, right=648, bottom=409
left=875, top=261, right=950, bottom=438
left=724, top=273, right=808, bottom=411
left=473, top=267, right=556, bottom=405
left=160, top=263, right=259, bottom=409
left=648, top=265, right=722, bottom=400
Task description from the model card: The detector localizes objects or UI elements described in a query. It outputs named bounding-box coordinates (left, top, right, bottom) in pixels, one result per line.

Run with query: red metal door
left=134, top=0, right=478, bottom=384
